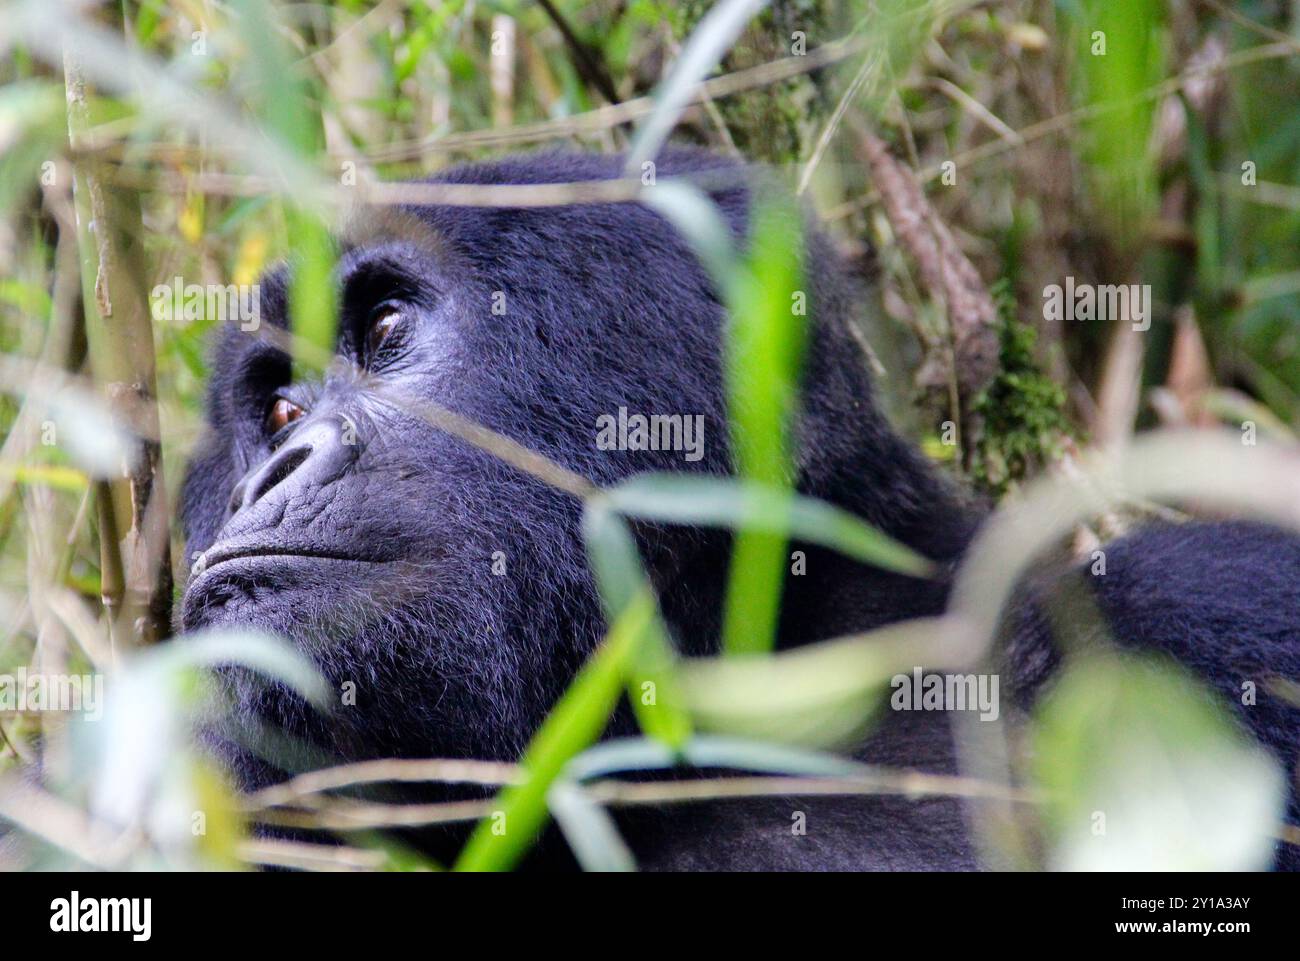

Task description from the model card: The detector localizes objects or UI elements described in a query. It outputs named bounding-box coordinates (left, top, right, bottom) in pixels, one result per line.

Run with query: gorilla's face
left=178, top=153, right=751, bottom=777
left=181, top=238, right=582, bottom=767
left=184, top=243, right=485, bottom=646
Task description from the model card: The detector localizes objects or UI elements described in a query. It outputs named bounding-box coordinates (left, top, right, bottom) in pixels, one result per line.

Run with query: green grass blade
left=230, top=0, right=336, bottom=374
left=454, top=591, right=655, bottom=872
left=647, top=183, right=812, bottom=655
left=606, top=473, right=932, bottom=576
left=583, top=503, right=692, bottom=747
left=546, top=782, right=636, bottom=872
left=720, top=195, right=808, bottom=654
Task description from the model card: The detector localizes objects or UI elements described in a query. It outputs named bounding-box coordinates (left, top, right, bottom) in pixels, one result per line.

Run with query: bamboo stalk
left=62, top=12, right=172, bottom=645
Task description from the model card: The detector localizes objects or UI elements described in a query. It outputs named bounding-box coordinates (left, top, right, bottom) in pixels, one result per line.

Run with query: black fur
left=179, top=149, right=1300, bottom=870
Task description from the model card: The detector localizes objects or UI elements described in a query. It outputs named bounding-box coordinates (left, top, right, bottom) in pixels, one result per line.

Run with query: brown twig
left=245, top=757, right=521, bottom=811
left=535, top=0, right=621, bottom=106
left=237, top=837, right=394, bottom=872
left=853, top=124, right=999, bottom=454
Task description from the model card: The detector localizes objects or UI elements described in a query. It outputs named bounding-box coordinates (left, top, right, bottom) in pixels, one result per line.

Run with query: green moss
left=674, top=0, right=830, bottom=164
left=969, top=284, right=1074, bottom=497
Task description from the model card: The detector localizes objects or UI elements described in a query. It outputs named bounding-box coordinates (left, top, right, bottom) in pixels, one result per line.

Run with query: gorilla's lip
left=180, top=542, right=390, bottom=632
left=197, top=543, right=377, bottom=574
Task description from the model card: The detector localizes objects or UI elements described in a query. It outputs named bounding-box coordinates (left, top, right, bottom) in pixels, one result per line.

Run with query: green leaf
left=583, top=503, right=692, bottom=748
left=720, top=195, right=808, bottom=654
left=226, top=0, right=337, bottom=376
left=43, top=386, right=137, bottom=479
left=2, top=463, right=88, bottom=494
left=642, top=181, right=738, bottom=284
left=646, top=186, right=814, bottom=656
left=286, top=210, right=339, bottom=378
left=454, top=593, right=656, bottom=872
left=547, top=782, right=636, bottom=872
left=83, top=629, right=328, bottom=864
left=1064, top=0, right=1165, bottom=247
left=675, top=617, right=943, bottom=748
left=1033, top=652, right=1285, bottom=870
left=606, top=474, right=933, bottom=576
left=146, top=629, right=332, bottom=708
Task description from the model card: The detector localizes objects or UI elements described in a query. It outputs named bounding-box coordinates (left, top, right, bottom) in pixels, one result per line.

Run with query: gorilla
left=179, top=149, right=1300, bottom=870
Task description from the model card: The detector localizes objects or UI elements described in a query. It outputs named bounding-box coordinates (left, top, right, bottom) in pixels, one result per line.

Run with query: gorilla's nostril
left=246, top=444, right=313, bottom=507
left=227, top=418, right=360, bottom=518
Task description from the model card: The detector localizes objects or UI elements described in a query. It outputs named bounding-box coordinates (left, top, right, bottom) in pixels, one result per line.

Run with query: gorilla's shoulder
left=1098, top=520, right=1300, bottom=672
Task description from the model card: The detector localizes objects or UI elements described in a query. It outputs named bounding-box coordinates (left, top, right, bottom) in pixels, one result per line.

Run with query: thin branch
left=586, top=771, right=1037, bottom=806
left=253, top=797, right=494, bottom=831
left=1198, top=0, right=1300, bottom=52
left=798, top=47, right=883, bottom=195
left=245, top=756, right=521, bottom=810
left=536, top=0, right=621, bottom=105
left=66, top=34, right=865, bottom=166
left=328, top=33, right=868, bottom=163
left=927, top=76, right=1023, bottom=145
left=244, top=767, right=1037, bottom=833
left=237, top=837, right=393, bottom=871
left=104, top=163, right=752, bottom=213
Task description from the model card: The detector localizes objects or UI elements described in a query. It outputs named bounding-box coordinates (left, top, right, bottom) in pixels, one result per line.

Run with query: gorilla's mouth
left=198, top=543, right=375, bottom=573
left=181, top=541, right=389, bottom=633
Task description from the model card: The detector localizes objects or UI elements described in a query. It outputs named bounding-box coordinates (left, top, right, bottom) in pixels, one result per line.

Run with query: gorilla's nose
left=230, top=417, right=360, bottom=515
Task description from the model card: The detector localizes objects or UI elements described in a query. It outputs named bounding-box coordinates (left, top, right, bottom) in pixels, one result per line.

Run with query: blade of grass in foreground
left=605, top=473, right=932, bottom=577
left=286, top=212, right=338, bottom=378
left=583, top=503, right=692, bottom=748
left=720, top=196, right=808, bottom=655
left=455, top=506, right=692, bottom=871
left=231, top=0, right=337, bottom=375
left=645, top=183, right=809, bottom=655
left=624, top=0, right=769, bottom=173
left=454, top=591, right=656, bottom=872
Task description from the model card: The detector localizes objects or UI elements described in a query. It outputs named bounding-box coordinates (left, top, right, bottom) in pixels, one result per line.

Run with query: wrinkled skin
left=180, top=150, right=1300, bottom=870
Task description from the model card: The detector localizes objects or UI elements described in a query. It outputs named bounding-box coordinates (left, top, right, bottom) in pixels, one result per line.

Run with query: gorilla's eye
left=265, top=396, right=305, bottom=436
left=366, top=302, right=405, bottom=357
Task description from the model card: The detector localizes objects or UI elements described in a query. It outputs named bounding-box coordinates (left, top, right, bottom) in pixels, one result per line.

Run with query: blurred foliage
left=1034, top=652, right=1283, bottom=870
